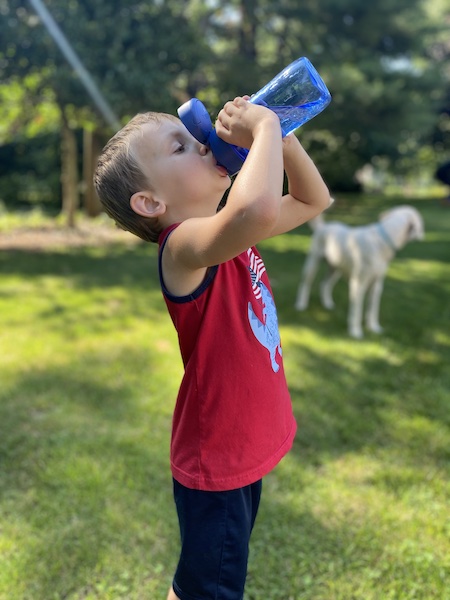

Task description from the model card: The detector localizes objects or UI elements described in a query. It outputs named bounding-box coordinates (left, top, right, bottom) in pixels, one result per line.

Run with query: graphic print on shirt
left=247, top=248, right=282, bottom=373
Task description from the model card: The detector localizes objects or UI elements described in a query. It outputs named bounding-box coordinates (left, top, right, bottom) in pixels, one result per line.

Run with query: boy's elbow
left=304, top=190, right=332, bottom=222
left=236, top=194, right=280, bottom=236
left=313, top=186, right=332, bottom=214
left=320, top=191, right=333, bottom=212
left=254, top=194, right=281, bottom=228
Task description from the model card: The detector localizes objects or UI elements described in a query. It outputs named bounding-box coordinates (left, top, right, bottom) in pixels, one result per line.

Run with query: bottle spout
left=177, top=98, right=247, bottom=176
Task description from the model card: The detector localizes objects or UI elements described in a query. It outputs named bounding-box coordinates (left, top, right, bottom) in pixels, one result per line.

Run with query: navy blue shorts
left=172, top=478, right=262, bottom=600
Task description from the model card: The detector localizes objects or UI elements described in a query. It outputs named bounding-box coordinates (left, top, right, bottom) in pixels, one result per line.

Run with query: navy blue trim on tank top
left=158, top=228, right=218, bottom=304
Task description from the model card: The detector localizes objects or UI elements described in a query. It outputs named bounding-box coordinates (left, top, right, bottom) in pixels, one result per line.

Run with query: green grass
left=0, top=195, right=449, bottom=599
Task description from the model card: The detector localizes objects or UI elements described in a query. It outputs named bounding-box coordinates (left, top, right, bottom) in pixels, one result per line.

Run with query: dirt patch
left=0, top=224, right=141, bottom=251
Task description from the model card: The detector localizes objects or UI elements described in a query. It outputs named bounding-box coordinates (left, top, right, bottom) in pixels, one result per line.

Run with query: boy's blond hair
left=94, top=111, right=178, bottom=243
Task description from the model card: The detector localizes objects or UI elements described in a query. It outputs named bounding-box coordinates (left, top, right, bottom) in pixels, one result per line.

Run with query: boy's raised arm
left=267, top=133, right=331, bottom=238
left=168, top=98, right=285, bottom=268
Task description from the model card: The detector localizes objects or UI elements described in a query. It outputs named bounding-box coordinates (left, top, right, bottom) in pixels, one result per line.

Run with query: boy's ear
left=130, top=191, right=166, bottom=218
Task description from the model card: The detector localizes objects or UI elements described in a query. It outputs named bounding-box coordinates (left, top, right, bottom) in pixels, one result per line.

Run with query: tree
left=0, top=0, right=209, bottom=221
left=1, top=0, right=449, bottom=201
left=173, top=0, right=450, bottom=190
left=298, top=0, right=449, bottom=188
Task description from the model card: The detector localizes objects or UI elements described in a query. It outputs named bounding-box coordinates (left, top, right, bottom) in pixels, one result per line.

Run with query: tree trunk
left=83, top=128, right=103, bottom=217
left=60, top=114, right=79, bottom=228
left=239, top=0, right=257, bottom=61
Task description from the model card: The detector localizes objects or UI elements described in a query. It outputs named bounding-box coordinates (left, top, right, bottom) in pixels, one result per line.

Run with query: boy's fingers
left=232, top=96, right=247, bottom=107
left=220, top=101, right=237, bottom=119
left=216, top=118, right=228, bottom=132
left=216, top=108, right=232, bottom=131
left=218, top=102, right=241, bottom=128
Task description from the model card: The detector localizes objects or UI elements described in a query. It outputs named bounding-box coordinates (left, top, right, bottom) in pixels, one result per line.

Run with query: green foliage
left=191, top=0, right=449, bottom=188
left=0, top=196, right=449, bottom=599
left=0, top=75, right=59, bottom=144
left=0, top=132, right=62, bottom=208
left=0, top=0, right=209, bottom=127
left=0, top=0, right=449, bottom=196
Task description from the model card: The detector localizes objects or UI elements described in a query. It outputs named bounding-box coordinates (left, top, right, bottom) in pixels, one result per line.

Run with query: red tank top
left=158, top=225, right=297, bottom=491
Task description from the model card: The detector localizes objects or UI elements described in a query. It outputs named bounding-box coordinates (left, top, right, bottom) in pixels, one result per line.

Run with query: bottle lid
left=177, top=98, right=211, bottom=145
left=177, top=98, right=246, bottom=176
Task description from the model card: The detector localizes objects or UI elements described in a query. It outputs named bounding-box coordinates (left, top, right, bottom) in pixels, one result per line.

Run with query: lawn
left=0, top=195, right=449, bottom=599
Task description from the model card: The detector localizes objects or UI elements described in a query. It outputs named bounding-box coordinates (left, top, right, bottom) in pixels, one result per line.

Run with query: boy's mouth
left=215, top=162, right=229, bottom=177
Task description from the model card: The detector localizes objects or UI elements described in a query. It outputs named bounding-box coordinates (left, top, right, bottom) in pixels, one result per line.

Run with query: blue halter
left=377, top=222, right=397, bottom=253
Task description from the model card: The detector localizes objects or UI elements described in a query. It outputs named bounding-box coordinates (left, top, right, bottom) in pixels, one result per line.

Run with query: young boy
left=94, top=97, right=330, bottom=600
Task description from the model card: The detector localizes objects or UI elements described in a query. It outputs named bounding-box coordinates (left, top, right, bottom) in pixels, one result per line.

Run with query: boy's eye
left=175, top=144, right=185, bottom=153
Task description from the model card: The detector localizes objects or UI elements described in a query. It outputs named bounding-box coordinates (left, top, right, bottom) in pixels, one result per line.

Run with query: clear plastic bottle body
left=249, top=57, right=331, bottom=136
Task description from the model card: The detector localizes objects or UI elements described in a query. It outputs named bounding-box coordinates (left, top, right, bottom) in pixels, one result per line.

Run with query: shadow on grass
left=4, top=355, right=446, bottom=599
left=288, top=344, right=450, bottom=463
left=0, top=197, right=448, bottom=598
left=246, top=473, right=449, bottom=600
left=0, top=242, right=158, bottom=289
left=0, top=348, right=179, bottom=598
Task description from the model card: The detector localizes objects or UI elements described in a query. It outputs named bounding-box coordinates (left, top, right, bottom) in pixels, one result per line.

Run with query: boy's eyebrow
left=163, top=127, right=191, bottom=149
left=169, top=127, right=189, bottom=139
left=163, top=131, right=179, bottom=150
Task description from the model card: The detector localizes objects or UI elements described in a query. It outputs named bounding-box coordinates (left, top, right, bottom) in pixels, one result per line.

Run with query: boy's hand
left=281, top=131, right=303, bottom=160
left=215, top=96, right=280, bottom=149
left=281, top=131, right=297, bottom=150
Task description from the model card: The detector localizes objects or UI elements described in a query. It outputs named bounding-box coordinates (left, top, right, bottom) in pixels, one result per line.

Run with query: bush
left=0, top=132, right=62, bottom=208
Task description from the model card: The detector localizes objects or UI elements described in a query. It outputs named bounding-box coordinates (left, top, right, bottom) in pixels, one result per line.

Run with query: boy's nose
left=199, top=144, right=209, bottom=156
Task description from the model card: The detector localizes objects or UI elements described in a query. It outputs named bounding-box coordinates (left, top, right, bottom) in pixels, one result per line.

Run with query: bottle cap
left=177, top=98, right=246, bottom=176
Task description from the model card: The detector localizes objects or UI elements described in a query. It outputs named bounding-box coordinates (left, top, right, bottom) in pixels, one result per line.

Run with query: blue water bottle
left=177, top=57, right=331, bottom=176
